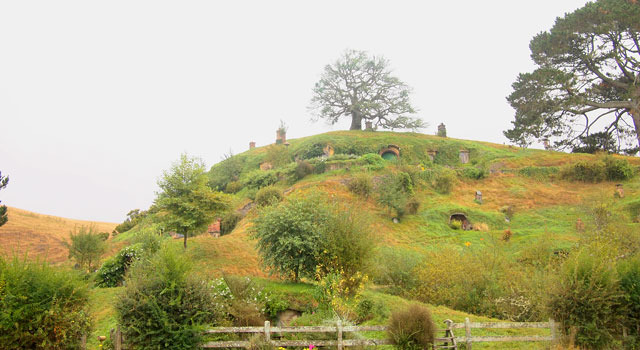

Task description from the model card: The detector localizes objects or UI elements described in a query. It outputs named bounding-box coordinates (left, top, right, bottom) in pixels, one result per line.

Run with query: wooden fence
left=110, top=318, right=557, bottom=350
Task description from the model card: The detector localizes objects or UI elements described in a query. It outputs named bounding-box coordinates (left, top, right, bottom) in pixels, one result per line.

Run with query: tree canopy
left=155, top=154, right=228, bottom=248
left=505, top=0, right=640, bottom=153
left=310, top=49, right=425, bottom=131
left=0, top=171, right=8, bottom=227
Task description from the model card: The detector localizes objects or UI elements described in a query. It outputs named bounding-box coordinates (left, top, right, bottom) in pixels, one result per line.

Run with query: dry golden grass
left=0, top=207, right=117, bottom=263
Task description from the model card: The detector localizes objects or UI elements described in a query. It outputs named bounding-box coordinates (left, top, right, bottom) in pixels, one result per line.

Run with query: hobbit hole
left=449, top=213, right=472, bottom=230
left=379, top=145, right=400, bottom=161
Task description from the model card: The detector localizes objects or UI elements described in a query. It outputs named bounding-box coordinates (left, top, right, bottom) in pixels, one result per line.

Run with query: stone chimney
left=276, top=129, right=286, bottom=144
left=249, top=141, right=256, bottom=150
left=437, top=123, right=447, bottom=137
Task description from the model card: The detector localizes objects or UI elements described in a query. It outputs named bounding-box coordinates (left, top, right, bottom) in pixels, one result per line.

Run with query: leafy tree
left=505, top=0, right=640, bottom=152
left=155, top=154, right=228, bottom=249
left=310, top=49, right=425, bottom=131
left=0, top=171, right=8, bottom=227
left=113, top=208, right=148, bottom=234
left=63, top=226, right=106, bottom=272
left=251, top=196, right=329, bottom=282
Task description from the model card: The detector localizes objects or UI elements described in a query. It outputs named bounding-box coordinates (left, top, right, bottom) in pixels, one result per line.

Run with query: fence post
left=464, top=317, right=472, bottom=350
left=337, top=320, right=343, bottom=350
left=549, top=318, right=556, bottom=343
left=264, top=320, right=271, bottom=344
left=115, top=325, right=122, bottom=350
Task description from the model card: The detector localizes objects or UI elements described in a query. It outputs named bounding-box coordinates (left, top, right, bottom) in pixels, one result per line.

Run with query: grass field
left=0, top=207, right=117, bottom=263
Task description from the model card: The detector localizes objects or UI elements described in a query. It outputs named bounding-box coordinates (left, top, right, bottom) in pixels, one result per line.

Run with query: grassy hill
left=0, top=207, right=117, bottom=263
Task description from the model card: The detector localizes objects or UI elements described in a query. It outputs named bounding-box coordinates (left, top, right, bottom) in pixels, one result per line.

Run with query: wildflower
left=309, top=345, right=316, bottom=350
left=464, top=241, right=471, bottom=247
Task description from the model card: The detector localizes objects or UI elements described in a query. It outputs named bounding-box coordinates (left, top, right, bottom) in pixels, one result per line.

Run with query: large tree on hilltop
left=309, top=49, right=425, bottom=131
left=0, top=171, right=8, bottom=227
left=505, top=0, right=640, bottom=153
left=155, top=154, right=228, bottom=249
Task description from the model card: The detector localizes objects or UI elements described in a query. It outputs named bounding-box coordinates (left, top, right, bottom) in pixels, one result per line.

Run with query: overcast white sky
left=0, top=1, right=589, bottom=222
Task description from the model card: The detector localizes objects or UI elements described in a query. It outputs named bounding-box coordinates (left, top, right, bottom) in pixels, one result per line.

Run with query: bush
left=254, top=186, right=283, bottom=207
left=243, top=170, right=279, bottom=190
left=64, top=226, right=107, bottom=271
left=377, top=172, right=416, bottom=219
left=561, top=156, right=634, bottom=182
left=387, top=303, right=436, bottom=350
left=433, top=168, right=456, bottom=194
left=225, top=180, right=243, bottom=194
left=221, top=211, right=243, bottom=235
left=347, top=173, right=373, bottom=198
left=359, top=153, right=385, bottom=170
left=461, top=166, right=487, bottom=180
left=371, top=247, right=421, bottom=295
left=547, top=250, right=625, bottom=349
left=618, top=256, right=640, bottom=339
left=294, top=161, right=314, bottom=180
left=264, top=144, right=292, bottom=168
left=116, top=247, right=226, bottom=350
left=405, top=197, right=420, bottom=215
left=0, top=257, right=91, bottom=350
left=95, top=243, right=145, bottom=287
left=449, top=219, right=462, bottom=230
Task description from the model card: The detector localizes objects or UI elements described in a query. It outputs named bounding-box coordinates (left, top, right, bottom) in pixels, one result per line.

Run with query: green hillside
left=89, top=131, right=640, bottom=349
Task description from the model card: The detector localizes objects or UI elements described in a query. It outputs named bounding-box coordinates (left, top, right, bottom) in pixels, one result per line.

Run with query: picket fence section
left=110, top=318, right=557, bottom=350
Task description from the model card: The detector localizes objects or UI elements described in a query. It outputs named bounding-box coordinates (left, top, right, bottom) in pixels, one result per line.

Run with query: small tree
left=0, top=171, right=8, bottom=227
left=251, top=195, right=330, bottom=281
left=64, top=226, right=106, bottom=272
left=310, top=49, right=425, bottom=131
left=155, top=154, right=228, bottom=249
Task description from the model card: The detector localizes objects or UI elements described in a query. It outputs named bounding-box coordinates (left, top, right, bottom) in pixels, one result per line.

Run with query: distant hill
left=0, top=207, right=117, bottom=263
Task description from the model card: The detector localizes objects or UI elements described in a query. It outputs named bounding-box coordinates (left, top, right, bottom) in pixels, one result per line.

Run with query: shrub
left=97, top=232, right=110, bottom=241
left=433, top=168, right=456, bottom=194
left=377, top=173, right=416, bottom=219
left=618, top=256, right=640, bottom=338
left=221, top=211, right=243, bottom=235
left=518, top=166, right=559, bottom=180
left=0, top=257, right=91, bottom=350
left=115, top=247, right=226, bottom=350
left=359, top=153, right=385, bottom=170
left=254, top=186, right=283, bottom=207
left=223, top=275, right=267, bottom=326
left=243, top=170, right=279, bottom=190
left=461, top=166, right=486, bottom=180
left=64, top=226, right=106, bottom=272
left=561, top=156, right=634, bottom=182
left=502, top=229, right=513, bottom=241
left=294, top=160, right=314, bottom=180
left=449, top=219, right=462, bottom=230
left=547, top=250, right=625, bottom=349
left=264, top=144, right=292, bottom=168
left=371, top=247, right=421, bottom=295
left=347, top=173, right=373, bottom=197
left=387, top=303, right=436, bottom=350
left=225, top=180, right=243, bottom=194
left=95, top=243, right=145, bottom=287
left=405, top=197, right=420, bottom=215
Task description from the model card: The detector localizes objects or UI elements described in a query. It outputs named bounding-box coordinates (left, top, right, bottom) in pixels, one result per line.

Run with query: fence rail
left=110, top=318, right=556, bottom=350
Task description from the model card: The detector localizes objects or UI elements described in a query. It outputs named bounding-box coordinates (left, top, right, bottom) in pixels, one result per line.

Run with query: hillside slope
left=0, top=207, right=117, bottom=263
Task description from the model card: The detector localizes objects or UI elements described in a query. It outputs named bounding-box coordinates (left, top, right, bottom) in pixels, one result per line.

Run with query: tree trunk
left=632, top=107, right=640, bottom=150
left=183, top=232, right=188, bottom=249
left=350, top=111, right=362, bottom=130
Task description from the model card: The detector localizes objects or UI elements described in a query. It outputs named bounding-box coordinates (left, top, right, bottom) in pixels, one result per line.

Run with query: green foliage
left=224, top=180, right=243, bottom=194
left=114, top=209, right=147, bottom=234
left=547, top=250, right=625, bottom=349
left=387, top=303, right=436, bottom=350
left=505, top=0, right=640, bottom=150
left=460, top=166, right=486, bottom=180
left=518, top=166, right=559, bottom=180
left=155, top=153, right=229, bottom=248
left=254, top=186, right=283, bottom=207
left=309, top=49, right=424, bottom=131
left=95, top=243, right=145, bottom=288
left=0, top=171, right=8, bottom=227
left=371, top=247, right=421, bottom=296
left=449, top=219, right=462, bottom=230
left=405, top=197, right=420, bottom=215
left=627, top=199, right=640, bottom=222
left=116, top=247, right=225, bottom=350
left=0, top=257, right=91, bottom=350
left=208, top=150, right=246, bottom=191
left=618, top=256, right=640, bottom=340
left=264, top=144, right=292, bottom=168
left=377, top=172, right=416, bottom=219
left=242, top=169, right=279, bottom=190
left=561, top=156, right=635, bottom=182
left=251, top=196, right=330, bottom=281
left=359, top=153, right=385, bottom=170
left=63, top=226, right=106, bottom=271
left=293, top=160, right=314, bottom=181
left=433, top=168, right=456, bottom=194
left=433, top=144, right=459, bottom=166
left=221, top=211, right=243, bottom=235
left=347, top=173, right=373, bottom=197
left=222, top=275, right=267, bottom=326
